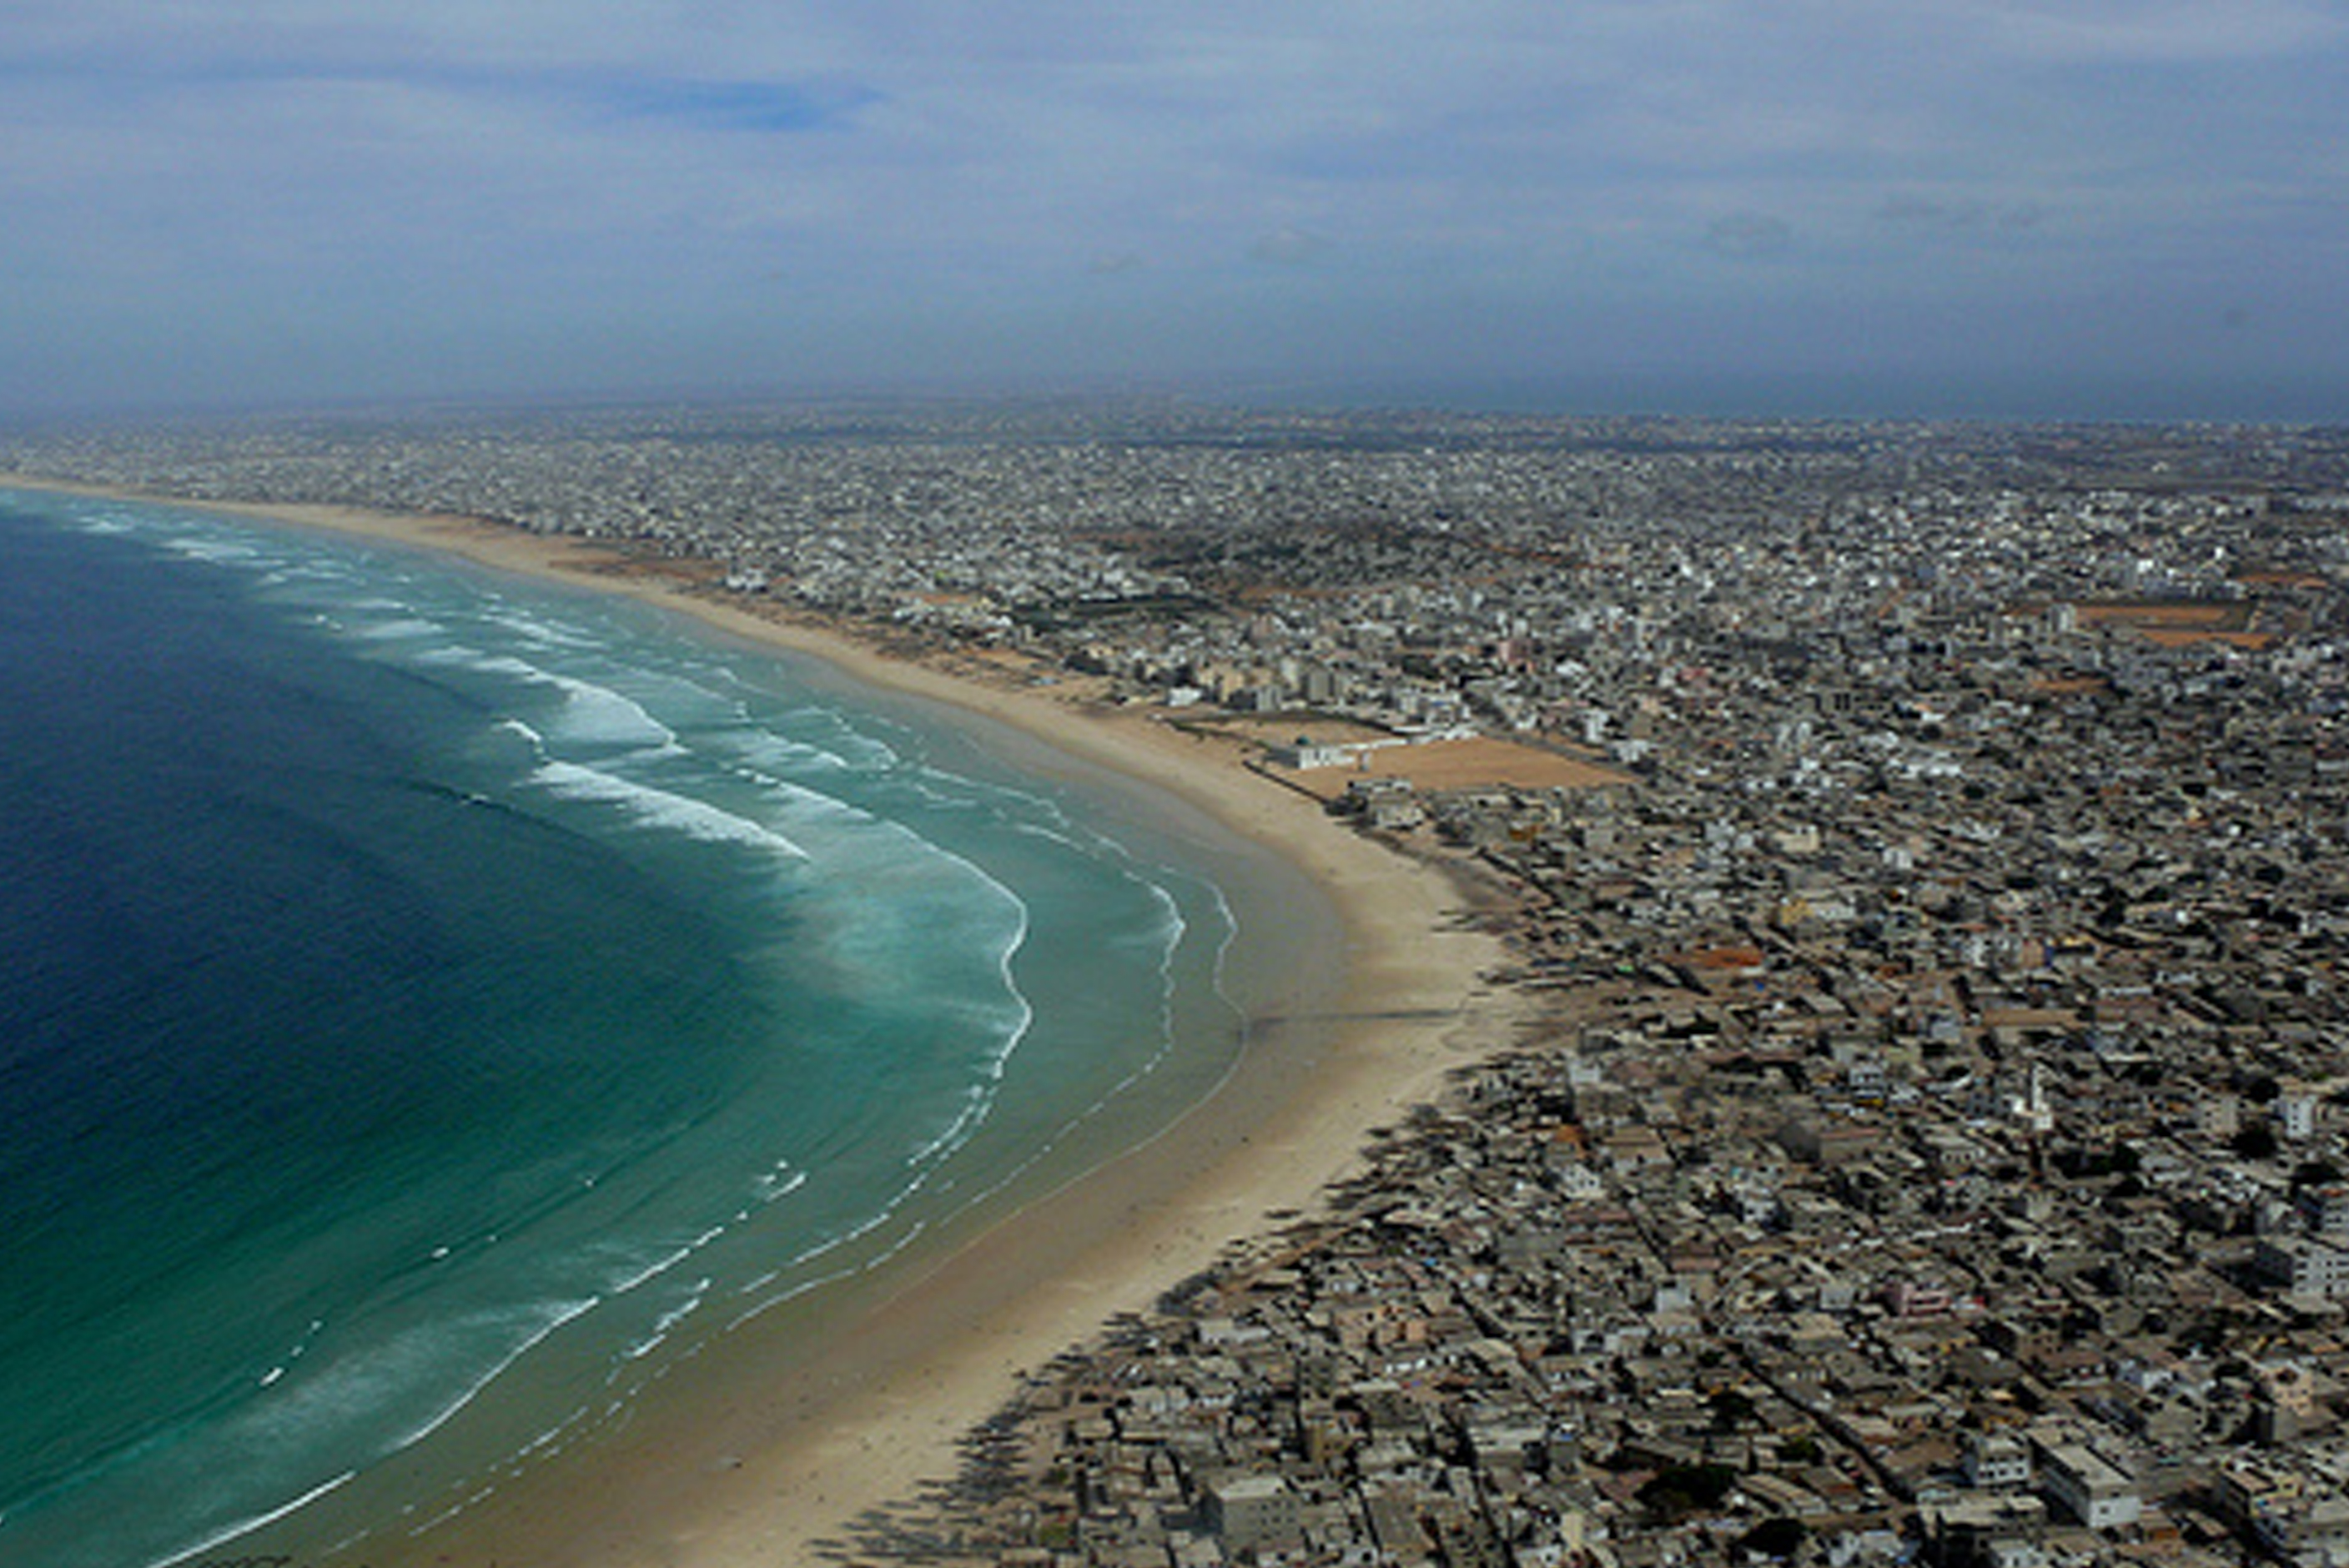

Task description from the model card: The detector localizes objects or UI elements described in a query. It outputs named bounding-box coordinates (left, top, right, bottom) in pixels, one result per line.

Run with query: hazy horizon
left=8, top=3, right=2346, bottom=425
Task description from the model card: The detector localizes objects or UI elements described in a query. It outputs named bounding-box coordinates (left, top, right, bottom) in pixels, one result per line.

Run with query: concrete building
left=1963, top=1432, right=2031, bottom=1490
left=2255, top=1237, right=2349, bottom=1300
left=1204, top=1473, right=1303, bottom=1554
left=2033, top=1440, right=2140, bottom=1530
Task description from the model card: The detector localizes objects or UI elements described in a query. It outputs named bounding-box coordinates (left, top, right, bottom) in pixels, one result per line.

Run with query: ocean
left=0, top=487, right=1250, bottom=1565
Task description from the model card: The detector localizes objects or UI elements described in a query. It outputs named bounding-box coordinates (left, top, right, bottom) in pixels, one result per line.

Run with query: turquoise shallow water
left=0, top=489, right=1244, bottom=1565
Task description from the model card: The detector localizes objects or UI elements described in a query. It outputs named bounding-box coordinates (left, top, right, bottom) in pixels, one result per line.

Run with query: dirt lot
left=1260, top=733, right=1632, bottom=802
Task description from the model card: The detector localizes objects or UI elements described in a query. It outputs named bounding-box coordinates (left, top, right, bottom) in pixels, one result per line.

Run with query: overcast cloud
left=3, top=1, right=2345, bottom=418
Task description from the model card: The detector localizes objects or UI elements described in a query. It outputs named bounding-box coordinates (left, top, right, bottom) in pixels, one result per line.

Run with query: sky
left=4, top=1, right=2346, bottom=421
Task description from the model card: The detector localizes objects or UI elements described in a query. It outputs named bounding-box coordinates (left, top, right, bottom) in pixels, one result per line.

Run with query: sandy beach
left=8, top=485, right=1518, bottom=1565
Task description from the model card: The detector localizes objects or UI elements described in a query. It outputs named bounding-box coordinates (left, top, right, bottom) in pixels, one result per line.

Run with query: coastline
left=5, top=484, right=1519, bottom=1564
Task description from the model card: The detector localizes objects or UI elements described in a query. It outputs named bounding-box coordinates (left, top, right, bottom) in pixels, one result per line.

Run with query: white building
left=2035, top=1440, right=2141, bottom=1530
left=1964, top=1432, right=2032, bottom=1490
left=2280, top=1088, right=2321, bottom=1141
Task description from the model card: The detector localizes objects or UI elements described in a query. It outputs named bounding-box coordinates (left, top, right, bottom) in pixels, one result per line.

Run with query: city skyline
left=6, top=1, right=2347, bottom=422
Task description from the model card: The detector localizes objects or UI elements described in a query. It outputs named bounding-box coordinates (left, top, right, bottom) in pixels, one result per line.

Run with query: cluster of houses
left=12, top=404, right=2349, bottom=1566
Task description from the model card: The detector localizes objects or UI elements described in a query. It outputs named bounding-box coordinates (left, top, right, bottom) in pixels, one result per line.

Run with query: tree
left=1740, top=1516, right=1809, bottom=1560
left=1636, top=1462, right=1739, bottom=1522
left=2290, top=1158, right=2341, bottom=1189
left=1708, top=1389, right=1758, bottom=1432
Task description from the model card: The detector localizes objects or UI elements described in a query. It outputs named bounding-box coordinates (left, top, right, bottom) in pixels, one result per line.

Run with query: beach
left=9, top=486, right=1516, bottom=1565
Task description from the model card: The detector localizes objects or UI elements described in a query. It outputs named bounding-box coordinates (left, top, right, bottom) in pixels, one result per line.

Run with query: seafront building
left=8, top=404, right=2349, bottom=1565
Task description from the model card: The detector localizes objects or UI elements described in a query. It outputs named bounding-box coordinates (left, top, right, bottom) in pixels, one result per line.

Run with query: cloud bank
left=3, top=0, right=2344, bottom=418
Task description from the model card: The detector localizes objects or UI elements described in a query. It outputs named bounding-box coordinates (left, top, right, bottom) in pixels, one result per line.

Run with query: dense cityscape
left=9, top=403, right=2349, bottom=1568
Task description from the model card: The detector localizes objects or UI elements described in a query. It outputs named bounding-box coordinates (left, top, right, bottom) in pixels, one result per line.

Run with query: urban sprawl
left=11, top=403, right=2349, bottom=1568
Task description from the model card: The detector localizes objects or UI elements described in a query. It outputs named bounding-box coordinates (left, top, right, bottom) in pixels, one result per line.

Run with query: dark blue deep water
left=0, top=490, right=1240, bottom=1565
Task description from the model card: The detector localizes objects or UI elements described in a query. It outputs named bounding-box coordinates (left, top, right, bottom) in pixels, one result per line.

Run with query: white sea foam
left=597, top=1220, right=728, bottom=1300
left=752, top=1163, right=807, bottom=1204
left=151, top=1470, right=358, bottom=1568
left=540, top=671, right=681, bottom=753
left=621, top=1278, right=712, bottom=1361
left=727, top=1199, right=938, bottom=1331
left=723, top=698, right=903, bottom=772
left=412, top=645, right=684, bottom=756
left=803, top=821, right=1034, bottom=1031
left=1116, top=873, right=1191, bottom=977
left=972, top=897, right=1037, bottom=1084
left=726, top=761, right=876, bottom=831
left=485, top=610, right=601, bottom=650
left=719, top=728, right=862, bottom=778
left=825, top=729, right=904, bottom=770
left=655, top=1280, right=709, bottom=1335
left=386, top=1299, right=603, bottom=1451
left=268, top=560, right=364, bottom=587
left=350, top=616, right=445, bottom=641
left=413, top=644, right=541, bottom=681
left=604, top=1244, right=694, bottom=1299
left=158, top=532, right=262, bottom=560
left=529, top=760, right=809, bottom=859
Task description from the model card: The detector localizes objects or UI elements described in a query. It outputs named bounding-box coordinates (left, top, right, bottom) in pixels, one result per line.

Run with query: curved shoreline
left=8, top=483, right=1518, bottom=1565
